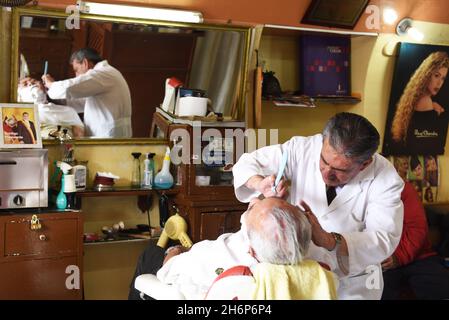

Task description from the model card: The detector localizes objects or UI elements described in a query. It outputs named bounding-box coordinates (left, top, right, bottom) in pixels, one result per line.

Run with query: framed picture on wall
left=382, top=43, right=449, bottom=156
left=0, top=103, right=42, bottom=149
left=301, top=0, right=369, bottom=29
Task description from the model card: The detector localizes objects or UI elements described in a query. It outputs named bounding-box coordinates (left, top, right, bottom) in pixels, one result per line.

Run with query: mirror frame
left=11, top=6, right=251, bottom=145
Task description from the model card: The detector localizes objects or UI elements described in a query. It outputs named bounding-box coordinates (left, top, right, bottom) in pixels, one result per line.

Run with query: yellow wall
left=46, top=142, right=167, bottom=299
left=259, top=22, right=449, bottom=202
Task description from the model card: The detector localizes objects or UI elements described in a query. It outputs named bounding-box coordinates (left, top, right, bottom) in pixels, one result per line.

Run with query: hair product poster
left=382, top=42, right=449, bottom=156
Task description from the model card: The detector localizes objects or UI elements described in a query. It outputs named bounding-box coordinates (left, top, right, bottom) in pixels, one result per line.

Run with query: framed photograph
left=382, top=43, right=449, bottom=156
left=301, top=0, right=369, bottom=29
left=0, top=103, right=42, bottom=148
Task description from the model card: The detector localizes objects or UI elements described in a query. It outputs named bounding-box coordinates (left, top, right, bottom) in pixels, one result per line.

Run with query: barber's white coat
left=47, top=60, right=132, bottom=138
left=232, top=134, right=404, bottom=300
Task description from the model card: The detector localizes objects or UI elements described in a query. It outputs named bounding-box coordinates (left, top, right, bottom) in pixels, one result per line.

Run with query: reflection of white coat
left=47, top=60, right=132, bottom=138
left=232, top=134, right=404, bottom=300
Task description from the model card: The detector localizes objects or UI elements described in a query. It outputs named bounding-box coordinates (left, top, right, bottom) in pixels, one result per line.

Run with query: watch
left=329, top=232, right=343, bottom=251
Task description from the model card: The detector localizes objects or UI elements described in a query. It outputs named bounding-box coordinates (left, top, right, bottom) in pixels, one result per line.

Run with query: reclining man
left=129, top=197, right=338, bottom=300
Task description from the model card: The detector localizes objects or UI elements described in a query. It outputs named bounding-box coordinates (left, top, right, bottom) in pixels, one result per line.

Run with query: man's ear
left=359, top=157, right=373, bottom=171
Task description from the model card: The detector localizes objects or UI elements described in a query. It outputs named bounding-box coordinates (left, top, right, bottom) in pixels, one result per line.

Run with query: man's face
left=23, top=113, right=29, bottom=121
left=72, top=59, right=90, bottom=76
left=319, top=138, right=371, bottom=187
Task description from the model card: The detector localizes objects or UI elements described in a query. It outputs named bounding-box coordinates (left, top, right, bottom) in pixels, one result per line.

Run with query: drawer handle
left=30, top=215, right=42, bottom=230
left=39, top=234, right=47, bottom=241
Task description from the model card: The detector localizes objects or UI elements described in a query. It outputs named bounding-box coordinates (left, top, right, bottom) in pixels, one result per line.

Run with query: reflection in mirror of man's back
left=18, top=15, right=247, bottom=138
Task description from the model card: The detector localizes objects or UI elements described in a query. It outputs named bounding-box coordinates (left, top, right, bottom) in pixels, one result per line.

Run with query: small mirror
left=11, top=7, right=250, bottom=140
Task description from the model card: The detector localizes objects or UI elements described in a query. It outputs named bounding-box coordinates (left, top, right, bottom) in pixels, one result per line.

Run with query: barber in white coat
left=42, top=48, right=132, bottom=138
left=232, top=112, right=404, bottom=300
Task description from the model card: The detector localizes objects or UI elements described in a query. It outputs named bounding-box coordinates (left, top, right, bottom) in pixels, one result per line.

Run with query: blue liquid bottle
left=154, top=147, right=174, bottom=189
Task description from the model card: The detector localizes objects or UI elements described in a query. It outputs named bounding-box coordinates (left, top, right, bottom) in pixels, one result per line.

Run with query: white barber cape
left=157, top=230, right=258, bottom=300
left=232, top=134, right=404, bottom=300
left=47, top=60, right=132, bottom=138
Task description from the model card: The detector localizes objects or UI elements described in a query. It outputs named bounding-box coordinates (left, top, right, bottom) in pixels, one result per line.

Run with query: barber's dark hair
left=410, top=155, right=421, bottom=171
left=70, top=48, right=103, bottom=65
left=322, top=112, right=380, bottom=163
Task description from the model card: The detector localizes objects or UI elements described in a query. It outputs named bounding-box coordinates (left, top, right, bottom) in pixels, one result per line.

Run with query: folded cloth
left=251, top=260, right=338, bottom=300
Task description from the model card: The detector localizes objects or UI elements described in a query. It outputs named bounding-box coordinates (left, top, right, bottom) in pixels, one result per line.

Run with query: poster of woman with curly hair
left=383, top=43, right=449, bottom=155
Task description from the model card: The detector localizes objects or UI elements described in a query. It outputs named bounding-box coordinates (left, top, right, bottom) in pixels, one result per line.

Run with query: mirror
left=10, top=6, right=250, bottom=140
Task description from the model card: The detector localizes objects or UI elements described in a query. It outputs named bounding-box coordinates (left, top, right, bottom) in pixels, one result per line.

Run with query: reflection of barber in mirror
left=42, top=48, right=132, bottom=138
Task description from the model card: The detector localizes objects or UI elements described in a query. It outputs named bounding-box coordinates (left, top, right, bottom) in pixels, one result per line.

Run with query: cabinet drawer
left=200, top=210, right=242, bottom=241
left=3, top=215, right=79, bottom=258
left=0, top=256, right=82, bottom=300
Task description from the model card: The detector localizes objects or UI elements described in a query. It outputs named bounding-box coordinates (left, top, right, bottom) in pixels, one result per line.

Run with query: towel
left=251, top=260, right=338, bottom=300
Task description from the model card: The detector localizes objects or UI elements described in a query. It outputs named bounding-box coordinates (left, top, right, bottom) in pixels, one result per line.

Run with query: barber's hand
left=301, top=200, right=334, bottom=250
left=41, top=74, right=55, bottom=88
left=258, top=175, right=289, bottom=199
left=381, top=255, right=399, bottom=271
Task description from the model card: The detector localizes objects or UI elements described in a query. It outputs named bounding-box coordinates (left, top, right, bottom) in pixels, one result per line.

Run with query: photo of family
left=391, top=155, right=439, bottom=203
left=0, top=103, right=41, bottom=148
left=383, top=43, right=449, bottom=156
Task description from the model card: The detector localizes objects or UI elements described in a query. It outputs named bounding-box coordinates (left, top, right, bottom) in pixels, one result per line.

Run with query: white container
left=63, top=174, right=77, bottom=193
left=177, top=96, right=208, bottom=117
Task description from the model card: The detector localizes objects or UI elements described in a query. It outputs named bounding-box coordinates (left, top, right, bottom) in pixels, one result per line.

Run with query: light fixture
left=382, top=7, right=398, bottom=25
left=396, top=18, right=424, bottom=41
left=77, top=1, right=204, bottom=24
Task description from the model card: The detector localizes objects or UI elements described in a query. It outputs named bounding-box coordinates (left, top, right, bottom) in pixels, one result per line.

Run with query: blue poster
left=300, top=34, right=350, bottom=97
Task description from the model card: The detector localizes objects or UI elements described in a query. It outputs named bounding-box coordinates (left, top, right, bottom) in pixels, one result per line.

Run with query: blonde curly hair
left=391, top=51, right=449, bottom=143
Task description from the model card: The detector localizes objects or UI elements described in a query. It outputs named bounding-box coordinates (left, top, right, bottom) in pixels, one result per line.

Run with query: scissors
left=272, top=149, right=288, bottom=193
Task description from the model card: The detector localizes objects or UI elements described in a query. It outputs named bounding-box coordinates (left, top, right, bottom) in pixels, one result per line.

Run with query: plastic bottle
left=154, top=147, right=174, bottom=189
left=56, top=174, right=67, bottom=210
left=142, top=153, right=156, bottom=189
left=131, top=152, right=142, bottom=187
left=56, top=161, right=72, bottom=210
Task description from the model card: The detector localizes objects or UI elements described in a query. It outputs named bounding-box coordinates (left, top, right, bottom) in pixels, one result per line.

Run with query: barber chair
left=135, top=274, right=186, bottom=300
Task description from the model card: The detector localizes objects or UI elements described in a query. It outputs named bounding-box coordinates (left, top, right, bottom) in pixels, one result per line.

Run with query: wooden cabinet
left=151, top=111, right=247, bottom=242
left=0, top=212, right=83, bottom=300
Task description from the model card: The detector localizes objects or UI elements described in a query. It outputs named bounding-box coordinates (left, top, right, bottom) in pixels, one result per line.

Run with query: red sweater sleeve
left=393, top=182, right=429, bottom=266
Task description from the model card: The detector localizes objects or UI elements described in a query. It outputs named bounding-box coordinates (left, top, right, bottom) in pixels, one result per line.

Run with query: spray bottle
left=154, top=147, right=174, bottom=189
left=56, top=161, right=72, bottom=209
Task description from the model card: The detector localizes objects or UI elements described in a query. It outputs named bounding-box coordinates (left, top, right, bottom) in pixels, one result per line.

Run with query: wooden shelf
left=315, top=97, right=361, bottom=104
left=84, top=237, right=157, bottom=246
left=76, top=186, right=179, bottom=198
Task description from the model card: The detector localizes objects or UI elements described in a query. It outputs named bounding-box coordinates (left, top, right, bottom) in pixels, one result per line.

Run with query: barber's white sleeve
left=232, top=138, right=299, bottom=203
left=342, top=171, right=404, bottom=275
left=47, top=71, right=111, bottom=100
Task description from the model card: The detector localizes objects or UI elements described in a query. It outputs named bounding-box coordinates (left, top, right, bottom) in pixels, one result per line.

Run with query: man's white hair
left=246, top=205, right=311, bottom=265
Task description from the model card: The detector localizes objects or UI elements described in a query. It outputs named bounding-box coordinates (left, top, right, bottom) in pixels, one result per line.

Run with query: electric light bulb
left=383, top=8, right=398, bottom=25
